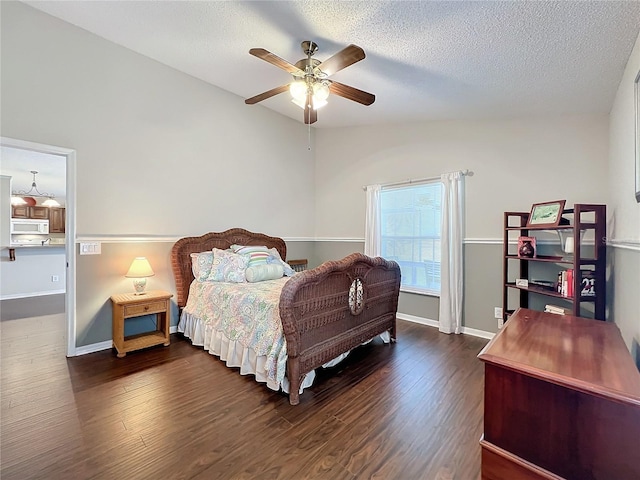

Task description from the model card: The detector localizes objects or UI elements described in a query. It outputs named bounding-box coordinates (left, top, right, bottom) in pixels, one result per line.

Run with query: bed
left=171, top=228, right=401, bottom=405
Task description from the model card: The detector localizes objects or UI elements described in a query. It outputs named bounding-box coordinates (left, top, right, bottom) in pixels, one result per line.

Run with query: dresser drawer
left=124, top=300, right=166, bottom=317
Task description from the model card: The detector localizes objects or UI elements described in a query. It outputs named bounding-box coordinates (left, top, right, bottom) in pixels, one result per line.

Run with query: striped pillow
left=230, top=245, right=271, bottom=268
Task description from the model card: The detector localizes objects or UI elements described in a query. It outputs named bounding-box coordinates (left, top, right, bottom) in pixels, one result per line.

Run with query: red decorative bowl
left=23, top=197, right=37, bottom=206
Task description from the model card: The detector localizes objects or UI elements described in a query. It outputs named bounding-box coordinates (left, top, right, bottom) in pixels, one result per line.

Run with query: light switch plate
left=79, top=242, right=101, bottom=255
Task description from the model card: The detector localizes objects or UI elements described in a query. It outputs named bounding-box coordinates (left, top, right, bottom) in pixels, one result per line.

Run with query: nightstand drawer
left=124, top=300, right=166, bottom=317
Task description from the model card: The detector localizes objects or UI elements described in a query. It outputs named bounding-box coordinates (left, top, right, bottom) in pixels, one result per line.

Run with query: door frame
left=1, top=136, right=77, bottom=357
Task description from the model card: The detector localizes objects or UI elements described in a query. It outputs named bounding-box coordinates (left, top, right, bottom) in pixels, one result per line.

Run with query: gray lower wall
left=72, top=238, right=638, bottom=350
left=74, top=239, right=317, bottom=347
left=314, top=240, right=502, bottom=333
left=610, top=246, right=640, bottom=367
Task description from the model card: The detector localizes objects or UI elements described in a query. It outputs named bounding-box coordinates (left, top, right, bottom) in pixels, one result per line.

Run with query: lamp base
left=132, top=278, right=147, bottom=295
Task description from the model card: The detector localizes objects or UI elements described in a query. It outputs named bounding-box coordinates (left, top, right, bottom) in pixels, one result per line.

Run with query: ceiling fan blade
left=249, top=48, right=303, bottom=75
left=245, top=84, right=290, bottom=105
left=329, top=81, right=375, bottom=106
left=317, top=44, right=365, bottom=77
left=304, top=92, right=317, bottom=124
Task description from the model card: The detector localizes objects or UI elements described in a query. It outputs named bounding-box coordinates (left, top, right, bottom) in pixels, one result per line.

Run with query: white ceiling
left=23, top=0, right=640, bottom=128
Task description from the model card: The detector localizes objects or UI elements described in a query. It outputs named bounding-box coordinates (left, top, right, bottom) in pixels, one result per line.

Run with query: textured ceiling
left=20, top=1, right=640, bottom=127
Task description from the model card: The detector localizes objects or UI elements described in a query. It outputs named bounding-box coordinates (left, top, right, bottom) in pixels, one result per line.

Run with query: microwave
left=10, top=219, right=49, bottom=234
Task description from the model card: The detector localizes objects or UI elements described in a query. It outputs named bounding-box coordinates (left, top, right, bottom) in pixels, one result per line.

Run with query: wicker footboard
left=279, top=253, right=401, bottom=405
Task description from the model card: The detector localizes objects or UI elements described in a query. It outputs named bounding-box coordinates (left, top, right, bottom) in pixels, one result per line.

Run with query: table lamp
left=125, top=257, right=155, bottom=295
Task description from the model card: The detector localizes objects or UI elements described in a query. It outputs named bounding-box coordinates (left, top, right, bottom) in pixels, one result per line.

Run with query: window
left=380, top=181, right=442, bottom=295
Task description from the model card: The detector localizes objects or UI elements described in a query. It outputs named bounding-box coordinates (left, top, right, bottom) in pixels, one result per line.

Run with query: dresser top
left=478, top=308, right=640, bottom=405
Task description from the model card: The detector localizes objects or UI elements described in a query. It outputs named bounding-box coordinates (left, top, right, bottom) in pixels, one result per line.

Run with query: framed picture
left=635, top=69, right=640, bottom=202
left=526, top=200, right=566, bottom=228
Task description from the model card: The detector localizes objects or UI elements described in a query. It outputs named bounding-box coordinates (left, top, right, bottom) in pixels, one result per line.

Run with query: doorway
left=0, top=137, right=77, bottom=356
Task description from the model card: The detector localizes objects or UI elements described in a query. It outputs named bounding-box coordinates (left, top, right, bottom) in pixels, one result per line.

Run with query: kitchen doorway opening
left=0, top=137, right=77, bottom=357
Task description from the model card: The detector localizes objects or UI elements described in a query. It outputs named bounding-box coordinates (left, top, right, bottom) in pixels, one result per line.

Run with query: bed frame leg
left=288, top=359, right=301, bottom=405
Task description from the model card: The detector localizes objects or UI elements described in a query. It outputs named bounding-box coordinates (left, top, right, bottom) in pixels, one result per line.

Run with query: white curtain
left=364, top=184, right=381, bottom=257
left=439, top=172, right=465, bottom=334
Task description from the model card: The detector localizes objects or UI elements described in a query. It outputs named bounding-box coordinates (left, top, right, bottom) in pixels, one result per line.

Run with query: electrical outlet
left=498, top=317, right=504, bottom=328
left=51, top=275, right=60, bottom=282
left=494, top=307, right=503, bottom=319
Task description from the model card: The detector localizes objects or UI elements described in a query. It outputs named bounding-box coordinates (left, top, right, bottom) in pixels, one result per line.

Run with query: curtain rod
left=362, top=169, right=472, bottom=191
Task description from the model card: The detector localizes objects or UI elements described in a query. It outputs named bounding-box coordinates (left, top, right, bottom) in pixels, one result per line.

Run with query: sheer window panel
left=380, top=181, right=442, bottom=295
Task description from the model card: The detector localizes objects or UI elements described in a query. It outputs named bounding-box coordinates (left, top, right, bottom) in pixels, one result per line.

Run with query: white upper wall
left=609, top=31, right=640, bottom=245
left=608, top=31, right=640, bottom=351
left=1, top=1, right=315, bottom=239
left=315, top=115, right=609, bottom=239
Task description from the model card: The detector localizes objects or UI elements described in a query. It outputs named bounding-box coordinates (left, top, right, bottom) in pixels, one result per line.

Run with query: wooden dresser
left=478, top=308, right=640, bottom=480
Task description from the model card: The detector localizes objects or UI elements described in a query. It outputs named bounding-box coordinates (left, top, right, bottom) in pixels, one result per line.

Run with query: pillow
left=266, top=248, right=296, bottom=277
left=190, top=252, right=214, bottom=282
left=230, top=245, right=271, bottom=268
left=205, top=248, right=249, bottom=283
left=245, top=264, right=284, bottom=283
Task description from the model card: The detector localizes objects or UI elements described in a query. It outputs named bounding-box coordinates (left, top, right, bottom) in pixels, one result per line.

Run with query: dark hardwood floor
left=1, top=309, right=488, bottom=480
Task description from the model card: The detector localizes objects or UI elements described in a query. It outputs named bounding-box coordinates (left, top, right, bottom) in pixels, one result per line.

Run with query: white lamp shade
left=11, top=196, right=27, bottom=206
left=42, top=198, right=61, bottom=207
left=125, top=257, right=155, bottom=278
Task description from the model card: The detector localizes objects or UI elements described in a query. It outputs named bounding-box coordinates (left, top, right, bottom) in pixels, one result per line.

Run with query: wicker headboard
left=171, top=228, right=287, bottom=308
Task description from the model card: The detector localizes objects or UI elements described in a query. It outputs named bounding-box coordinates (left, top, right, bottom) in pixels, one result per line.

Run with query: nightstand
left=110, top=290, right=172, bottom=358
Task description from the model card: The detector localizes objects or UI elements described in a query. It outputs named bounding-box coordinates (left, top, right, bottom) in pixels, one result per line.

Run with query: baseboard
left=0, top=289, right=66, bottom=301
left=71, top=326, right=179, bottom=356
left=73, top=340, right=112, bottom=356
left=397, top=312, right=495, bottom=340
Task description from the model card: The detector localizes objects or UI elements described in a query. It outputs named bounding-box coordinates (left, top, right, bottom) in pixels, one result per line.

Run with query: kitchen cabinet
left=12, top=205, right=49, bottom=220
left=49, top=207, right=65, bottom=233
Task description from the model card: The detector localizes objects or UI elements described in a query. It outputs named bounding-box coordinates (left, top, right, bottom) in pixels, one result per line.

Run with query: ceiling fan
left=245, top=41, right=375, bottom=124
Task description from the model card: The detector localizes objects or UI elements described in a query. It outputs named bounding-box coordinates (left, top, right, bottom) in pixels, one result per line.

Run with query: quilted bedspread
left=182, top=277, right=291, bottom=384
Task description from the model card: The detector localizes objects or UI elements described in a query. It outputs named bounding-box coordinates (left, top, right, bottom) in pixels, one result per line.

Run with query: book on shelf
left=557, top=269, right=575, bottom=297
left=545, top=304, right=571, bottom=315
left=530, top=279, right=556, bottom=291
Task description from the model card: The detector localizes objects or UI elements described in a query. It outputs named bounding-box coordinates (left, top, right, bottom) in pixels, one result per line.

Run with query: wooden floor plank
left=1, top=301, right=488, bottom=480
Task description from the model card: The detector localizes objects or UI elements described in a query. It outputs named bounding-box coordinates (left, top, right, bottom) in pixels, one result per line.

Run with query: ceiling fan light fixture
left=289, top=80, right=307, bottom=101
left=246, top=41, right=373, bottom=124
left=291, top=96, right=307, bottom=109
left=313, top=82, right=330, bottom=101
left=312, top=98, right=328, bottom=110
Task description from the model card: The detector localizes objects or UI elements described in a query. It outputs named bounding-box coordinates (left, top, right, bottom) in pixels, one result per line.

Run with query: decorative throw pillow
left=205, top=248, right=249, bottom=283
left=245, top=264, right=284, bottom=283
left=190, top=251, right=214, bottom=282
left=230, top=245, right=271, bottom=268
left=266, top=248, right=296, bottom=276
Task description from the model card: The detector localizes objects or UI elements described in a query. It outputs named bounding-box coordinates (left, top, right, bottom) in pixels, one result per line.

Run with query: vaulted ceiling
left=23, top=0, right=640, bottom=128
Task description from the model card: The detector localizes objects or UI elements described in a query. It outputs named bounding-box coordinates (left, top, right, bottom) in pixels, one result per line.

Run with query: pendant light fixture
left=11, top=170, right=61, bottom=207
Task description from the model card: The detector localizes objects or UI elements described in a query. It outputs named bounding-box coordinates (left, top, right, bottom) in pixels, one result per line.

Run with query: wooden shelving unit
left=502, top=204, right=606, bottom=322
